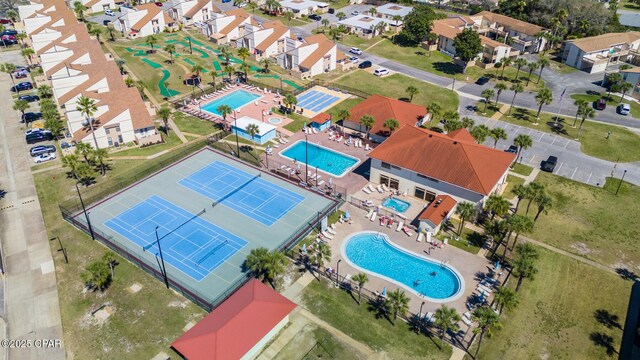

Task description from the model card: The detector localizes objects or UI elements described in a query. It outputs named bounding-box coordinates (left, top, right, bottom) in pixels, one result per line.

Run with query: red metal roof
left=171, top=279, right=296, bottom=360
left=418, top=195, right=457, bottom=226
left=349, top=94, right=427, bottom=136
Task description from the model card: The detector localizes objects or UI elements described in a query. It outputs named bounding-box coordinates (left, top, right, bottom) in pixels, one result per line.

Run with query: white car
left=33, top=153, right=56, bottom=164
left=351, top=10, right=360, bottom=16
left=374, top=68, right=389, bottom=76
left=349, top=47, right=362, bottom=55
left=238, top=2, right=247, bottom=7
left=105, top=9, right=115, bottom=16
left=348, top=56, right=359, bottom=63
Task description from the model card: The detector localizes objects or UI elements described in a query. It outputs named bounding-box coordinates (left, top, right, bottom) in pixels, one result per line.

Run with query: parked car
left=13, top=69, right=29, bottom=78
left=222, top=0, right=231, bottom=3
left=61, top=141, right=74, bottom=149
left=348, top=56, right=359, bottom=63
left=26, top=130, right=53, bottom=144
left=0, top=19, right=12, bottom=24
left=309, top=14, right=321, bottom=21
left=1, top=29, right=17, bottom=36
left=594, top=98, right=606, bottom=110
left=505, top=145, right=518, bottom=154
left=21, top=112, right=42, bottom=123
left=349, top=47, right=362, bottom=55
left=618, top=103, right=631, bottom=115
left=33, top=153, right=56, bottom=163
left=103, top=19, right=112, bottom=26
left=11, top=82, right=33, bottom=92
left=30, top=145, right=56, bottom=157
left=475, top=76, right=490, bottom=85
left=351, top=10, right=360, bottom=16
left=373, top=68, right=389, bottom=76
left=105, top=9, right=115, bottom=16
left=542, top=155, right=558, bottom=172
left=155, top=1, right=163, bottom=6
left=18, top=94, right=39, bottom=102
left=358, top=60, right=372, bottom=69
left=237, top=2, right=247, bottom=7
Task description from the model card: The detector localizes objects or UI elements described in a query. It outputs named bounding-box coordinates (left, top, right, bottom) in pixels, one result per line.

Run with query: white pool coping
left=201, top=89, right=264, bottom=116
left=278, top=139, right=361, bottom=178
left=340, top=231, right=466, bottom=304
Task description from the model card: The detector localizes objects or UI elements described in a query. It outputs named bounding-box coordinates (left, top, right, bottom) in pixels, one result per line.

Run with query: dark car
left=0, top=19, right=12, bottom=24
left=595, top=98, right=606, bottom=110
left=25, top=130, right=53, bottom=144
left=29, top=145, right=56, bottom=157
left=21, top=112, right=42, bottom=123
left=183, top=76, right=201, bottom=86
left=505, top=145, right=518, bottom=154
left=11, top=82, right=33, bottom=92
left=18, top=94, right=39, bottom=102
left=309, top=14, right=322, bottom=21
left=155, top=1, right=163, bottom=6
left=475, top=76, right=490, bottom=85
left=542, top=155, right=558, bottom=172
left=1, top=29, right=17, bottom=36
left=358, top=60, right=372, bottom=69
left=103, top=19, right=112, bottom=26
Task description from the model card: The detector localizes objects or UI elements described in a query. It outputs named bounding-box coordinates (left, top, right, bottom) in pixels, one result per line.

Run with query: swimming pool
left=342, top=232, right=464, bottom=302
left=280, top=140, right=359, bottom=177
left=201, top=90, right=261, bottom=116
left=382, top=197, right=411, bottom=213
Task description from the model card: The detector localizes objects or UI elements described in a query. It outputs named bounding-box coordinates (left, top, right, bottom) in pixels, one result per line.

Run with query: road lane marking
left=586, top=172, right=593, bottom=184
left=571, top=167, right=578, bottom=179
left=554, top=162, right=564, bottom=175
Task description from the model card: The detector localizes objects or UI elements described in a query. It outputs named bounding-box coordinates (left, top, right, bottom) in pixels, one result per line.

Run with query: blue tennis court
left=179, top=161, right=304, bottom=226
left=105, top=195, right=247, bottom=281
left=296, top=90, right=340, bottom=112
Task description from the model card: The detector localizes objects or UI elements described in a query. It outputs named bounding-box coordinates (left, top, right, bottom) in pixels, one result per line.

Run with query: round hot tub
left=268, top=117, right=283, bottom=125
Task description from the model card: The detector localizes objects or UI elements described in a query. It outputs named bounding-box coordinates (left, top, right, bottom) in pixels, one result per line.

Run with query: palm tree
left=237, top=46, right=250, bottom=62
left=405, top=85, right=419, bottom=102
left=260, top=57, right=272, bottom=73
left=368, top=7, right=377, bottom=16
left=351, top=273, right=368, bottom=305
left=461, top=117, right=474, bottom=129
left=443, top=118, right=462, bottom=133
left=359, top=114, right=375, bottom=138
left=512, top=184, right=529, bottom=213
left=191, top=64, right=205, bottom=79
left=510, top=215, right=533, bottom=250
left=321, top=18, right=330, bottom=28
left=494, top=286, right=519, bottom=313
left=157, top=106, right=172, bottom=134
left=217, top=104, right=233, bottom=126
left=245, top=123, right=260, bottom=157
left=500, top=57, right=512, bottom=79
left=312, top=241, right=331, bottom=269
left=73, top=1, right=87, bottom=21
left=428, top=102, right=442, bottom=127
left=265, top=250, right=286, bottom=288
left=284, top=11, right=294, bottom=25
left=337, top=109, right=350, bottom=125
left=92, top=148, right=109, bottom=176
left=247, top=1, right=258, bottom=13
left=573, top=99, right=588, bottom=127
left=383, top=118, right=400, bottom=135
left=75, top=142, right=93, bottom=165
left=472, top=306, right=502, bottom=358
left=0, top=63, right=17, bottom=89
left=537, top=58, right=549, bottom=84
left=145, top=34, right=158, bottom=53
left=525, top=182, right=544, bottom=215
left=164, top=44, right=176, bottom=63
left=239, top=62, right=252, bottom=82
left=76, top=95, right=100, bottom=150
left=44, top=114, right=64, bottom=141
left=526, top=61, right=539, bottom=86
left=61, top=154, right=81, bottom=181
left=225, top=64, right=235, bottom=81
left=245, top=247, right=270, bottom=281
left=88, top=27, right=102, bottom=43
left=481, top=89, right=495, bottom=113
left=607, top=73, right=622, bottom=99
left=392, top=14, right=402, bottom=28
left=455, top=201, right=476, bottom=235
left=534, top=192, right=552, bottom=223
left=507, top=83, right=524, bottom=116
left=386, top=289, right=410, bottom=325
left=21, top=48, right=34, bottom=65
left=434, top=305, right=461, bottom=348
left=513, top=134, right=532, bottom=164
left=38, top=84, right=53, bottom=99
left=490, top=127, right=507, bottom=148
left=328, top=27, right=341, bottom=41
left=283, top=93, right=297, bottom=112
left=513, top=243, right=539, bottom=291
left=577, top=106, right=596, bottom=139
left=219, top=44, right=232, bottom=65
left=336, top=12, right=346, bottom=21
left=470, top=124, right=490, bottom=143
left=106, top=24, right=116, bottom=42
left=485, top=194, right=510, bottom=220
left=534, top=87, right=553, bottom=119
left=13, top=99, right=29, bottom=115
left=210, top=70, right=218, bottom=90
left=5, top=10, right=18, bottom=23
left=619, top=82, right=633, bottom=102
left=494, top=82, right=507, bottom=106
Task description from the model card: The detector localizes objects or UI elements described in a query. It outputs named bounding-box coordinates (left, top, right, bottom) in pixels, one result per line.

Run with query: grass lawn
left=302, top=279, right=451, bottom=360
left=539, top=51, right=577, bottom=74
left=499, top=107, right=640, bottom=162
left=171, top=113, right=218, bottom=135
left=475, top=247, right=631, bottom=359
left=510, top=163, right=533, bottom=176
left=282, top=110, right=310, bottom=133
left=326, top=97, right=364, bottom=120
left=474, top=100, right=499, bottom=118
left=503, top=174, right=524, bottom=199
left=334, top=71, right=459, bottom=112
left=570, top=93, right=640, bottom=119
left=526, top=172, right=640, bottom=268
left=339, top=34, right=386, bottom=50
left=111, top=129, right=183, bottom=157
left=34, top=155, right=206, bottom=358
left=436, top=220, right=485, bottom=254
left=256, top=11, right=310, bottom=26
left=272, top=323, right=367, bottom=359
left=622, top=0, right=640, bottom=11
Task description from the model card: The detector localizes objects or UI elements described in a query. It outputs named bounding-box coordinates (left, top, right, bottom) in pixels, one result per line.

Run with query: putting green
left=283, top=80, right=303, bottom=89
left=184, top=36, right=205, bottom=47
left=125, top=47, right=147, bottom=56
left=142, top=58, right=162, bottom=69
left=183, top=58, right=196, bottom=66
left=159, top=70, right=180, bottom=97
left=254, top=74, right=279, bottom=79
left=213, top=61, right=222, bottom=71
left=192, top=47, right=210, bottom=59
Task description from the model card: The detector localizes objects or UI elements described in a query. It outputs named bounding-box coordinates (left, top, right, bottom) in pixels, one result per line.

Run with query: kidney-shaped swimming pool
left=342, top=232, right=464, bottom=302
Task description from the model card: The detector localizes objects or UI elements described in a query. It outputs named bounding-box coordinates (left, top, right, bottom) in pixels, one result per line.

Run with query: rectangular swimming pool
left=280, top=140, right=359, bottom=177
left=201, top=90, right=261, bottom=115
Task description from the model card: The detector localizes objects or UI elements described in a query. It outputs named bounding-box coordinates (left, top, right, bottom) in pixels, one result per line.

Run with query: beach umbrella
left=345, top=210, right=350, bottom=219
left=328, top=177, right=333, bottom=186
left=301, top=244, right=307, bottom=254
left=381, top=287, right=387, bottom=297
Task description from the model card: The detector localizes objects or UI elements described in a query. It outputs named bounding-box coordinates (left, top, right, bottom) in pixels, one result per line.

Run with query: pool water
left=268, top=117, right=282, bottom=124
left=280, top=140, right=359, bottom=177
left=343, top=232, right=463, bottom=301
left=382, top=197, right=411, bottom=213
left=202, top=90, right=261, bottom=116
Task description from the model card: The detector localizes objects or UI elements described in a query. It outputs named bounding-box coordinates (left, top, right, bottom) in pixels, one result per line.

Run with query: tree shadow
left=589, top=332, right=618, bottom=356
left=367, top=297, right=392, bottom=324
left=433, top=62, right=461, bottom=76
left=586, top=90, right=601, bottom=96
left=545, top=117, right=569, bottom=136
left=616, top=267, right=638, bottom=281
left=467, top=232, right=487, bottom=248
left=0, top=189, right=5, bottom=199
left=594, top=309, right=623, bottom=330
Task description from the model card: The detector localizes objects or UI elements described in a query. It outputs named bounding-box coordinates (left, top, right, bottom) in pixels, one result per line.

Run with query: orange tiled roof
left=131, top=3, right=164, bottom=31
left=473, top=11, right=545, bottom=36
left=299, top=34, right=335, bottom=69
left=418, top=195, right=457, bottom=226
left=254, top=21, right=288, bottom=52
left=218, top=9, right=250, bottom=35
left=349, top=94, right=427, bottom=136
left=447, top=128, right=476, bottom=143
left=566, top=32, right=640, bottom=53
left=183, top=0, right=211, bottom=18
left=368, top=125, right=515, bottom=195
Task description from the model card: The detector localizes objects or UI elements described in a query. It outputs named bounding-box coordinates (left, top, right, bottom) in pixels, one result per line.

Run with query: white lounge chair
left=396, top=220, right=404, bottom=232
left=327, top=227, right=337, bottom=235
left=312, top=128, right=319, bottom=134
left=317, top=180, right=325, bottom=186
left=363, top=187, right=372, bottom=194
left=403, top=226, right=412, bottom=236
left=382, top=184, right=390, bottom=192
left=279, top=138, right=287, bottom=144
left=365, top=144, right=371, bottom=151
left=367, top=184, right=375, bottom=193
left=462, top=317, right=473, bottom=326
left=417, top=232, right=424, bottom=242
left=366, top=209, right=374, bottom=218
left=425, top=312, right=434, bottom=324
left=329, top=135, right=336, bottom=141
left=370, top=211, right=377, bottom=222
left=463, top=311, right=473, bottom=320
left=377, top=185, right=384, bottom=193
left=330, top=223, right=338, bottom=231
left=321, top=231, right=334, bottom=239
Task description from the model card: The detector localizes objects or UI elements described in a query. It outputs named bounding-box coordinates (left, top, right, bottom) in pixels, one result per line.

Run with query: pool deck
left=325, top=203, right=497, bottom=341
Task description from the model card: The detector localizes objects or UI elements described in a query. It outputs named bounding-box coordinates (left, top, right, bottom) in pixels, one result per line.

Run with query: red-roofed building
left=310, top=112, right=331, bottom=131
left=343, top=94, right=429, bottom=143
left=417, top=195, right=457, bottom=235
left=368, top=125, right=515, bottom=206
left=172, top=279, right=296, bottom=360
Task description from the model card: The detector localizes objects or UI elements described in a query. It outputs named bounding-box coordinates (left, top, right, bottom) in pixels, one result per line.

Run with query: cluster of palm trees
left=495, top=57, right=549, bottom=87
left=244, top=247, right=288, bottom=289
left=354, top=112, right=400, bottom=137
left=61, top=143, right=109, bottom=184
